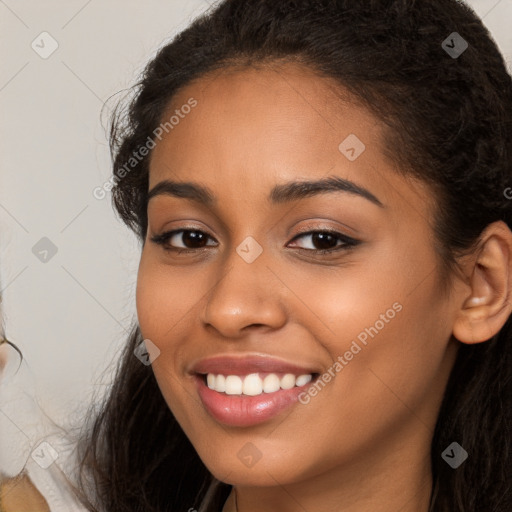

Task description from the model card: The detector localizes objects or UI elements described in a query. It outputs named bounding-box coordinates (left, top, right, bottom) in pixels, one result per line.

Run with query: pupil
left=313, top=233, right=335, bottom=250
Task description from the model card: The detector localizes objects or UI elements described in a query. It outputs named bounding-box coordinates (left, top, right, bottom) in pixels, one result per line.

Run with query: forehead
left=148, top=62, right=434, bottom=219
left=151, top=63, right=379, bottom=173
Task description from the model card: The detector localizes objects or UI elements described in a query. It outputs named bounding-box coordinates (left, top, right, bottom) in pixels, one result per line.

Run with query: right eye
left=150, top=229, right=218, bottom=253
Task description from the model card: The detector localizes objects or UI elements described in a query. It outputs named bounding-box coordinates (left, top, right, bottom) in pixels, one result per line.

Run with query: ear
left=453, top=220, right=512, bottom=344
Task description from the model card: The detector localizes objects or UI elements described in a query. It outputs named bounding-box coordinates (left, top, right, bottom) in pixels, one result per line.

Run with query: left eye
left=287, top=230, right=359, bottom=253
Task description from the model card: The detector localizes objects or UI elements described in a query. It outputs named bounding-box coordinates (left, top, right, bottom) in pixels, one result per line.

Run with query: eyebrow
left=147, top=176, right=384, bottom=208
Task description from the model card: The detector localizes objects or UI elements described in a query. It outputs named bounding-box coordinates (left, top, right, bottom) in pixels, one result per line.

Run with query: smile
left=195, top=372, right=320, bottom=427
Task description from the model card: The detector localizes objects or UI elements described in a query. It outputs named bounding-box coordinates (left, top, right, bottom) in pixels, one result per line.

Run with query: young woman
left=3, top=0, right=512, bottom=510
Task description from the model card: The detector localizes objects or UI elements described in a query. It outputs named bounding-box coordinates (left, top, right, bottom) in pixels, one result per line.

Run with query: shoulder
left=0, top=473, right=50, bottom=512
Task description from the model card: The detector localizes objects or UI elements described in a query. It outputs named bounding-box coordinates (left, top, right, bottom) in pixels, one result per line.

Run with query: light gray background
left=0, top=0, right=511, bottom=469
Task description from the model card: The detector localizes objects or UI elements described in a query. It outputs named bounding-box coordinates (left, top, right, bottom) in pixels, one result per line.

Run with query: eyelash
left=150, top=228, right=360, bottom=256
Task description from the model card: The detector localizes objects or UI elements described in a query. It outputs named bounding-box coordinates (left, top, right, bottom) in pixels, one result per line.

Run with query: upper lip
left=190, top=354, right=320, bottom=376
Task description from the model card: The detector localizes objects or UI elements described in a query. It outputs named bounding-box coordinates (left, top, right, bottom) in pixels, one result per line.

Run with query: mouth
left=194, top=371, right=320, bottom=427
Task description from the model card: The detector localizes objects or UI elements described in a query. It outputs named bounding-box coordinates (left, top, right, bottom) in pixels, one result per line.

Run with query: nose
left=200, top=245, right=287, bottom=338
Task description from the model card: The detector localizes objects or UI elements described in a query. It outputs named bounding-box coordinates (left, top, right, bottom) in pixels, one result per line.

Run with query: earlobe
left=452, top=221, right=512, bottom=344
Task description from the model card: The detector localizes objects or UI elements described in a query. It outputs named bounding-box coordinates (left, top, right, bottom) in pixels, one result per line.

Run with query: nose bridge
left=202, top=239, right=286, bottom=336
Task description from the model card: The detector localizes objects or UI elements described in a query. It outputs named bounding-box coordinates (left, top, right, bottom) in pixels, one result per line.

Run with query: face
left=136, top=62, right=459, bottom=487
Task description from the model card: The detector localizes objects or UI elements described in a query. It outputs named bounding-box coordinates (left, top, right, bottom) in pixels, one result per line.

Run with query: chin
left=199, top=447, right=308, bottom=487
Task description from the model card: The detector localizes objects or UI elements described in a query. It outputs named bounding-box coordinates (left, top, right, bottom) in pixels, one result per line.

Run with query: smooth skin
left=136, top=62, right=512, bottom=512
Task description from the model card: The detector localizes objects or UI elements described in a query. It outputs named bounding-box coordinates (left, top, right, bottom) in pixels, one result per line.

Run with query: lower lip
left=194, top=374, right=314, bottom=427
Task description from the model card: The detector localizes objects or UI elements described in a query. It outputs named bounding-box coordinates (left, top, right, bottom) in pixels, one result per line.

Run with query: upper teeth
left=206, top=373, right=313, bottom=396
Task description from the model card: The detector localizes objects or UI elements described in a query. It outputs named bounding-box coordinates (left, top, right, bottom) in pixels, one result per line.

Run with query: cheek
left=135, top=252, right=206, bottom=341
left=135, top=252, right=213, bottom=413
left=313, top=301, right=450, bottom=467
left=135, top=254, right=198, bottom=424
left=288, top=244, right=450, bottom=410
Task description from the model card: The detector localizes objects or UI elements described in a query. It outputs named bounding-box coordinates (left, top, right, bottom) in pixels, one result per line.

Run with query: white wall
left=0, top=0, right=511, bottom=472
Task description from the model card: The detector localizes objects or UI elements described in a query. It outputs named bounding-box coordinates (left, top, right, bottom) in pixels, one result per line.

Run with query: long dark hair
left=72, top=1, right=512, bottom=510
